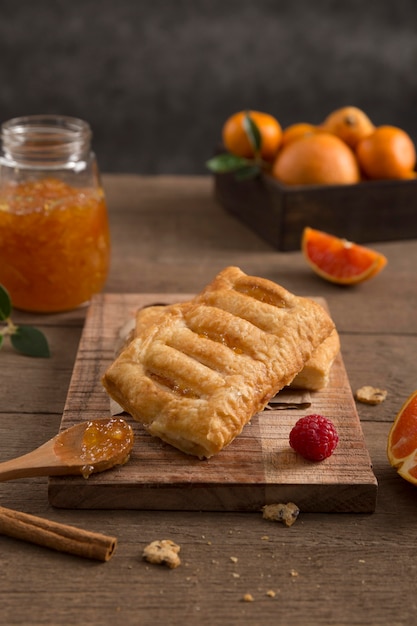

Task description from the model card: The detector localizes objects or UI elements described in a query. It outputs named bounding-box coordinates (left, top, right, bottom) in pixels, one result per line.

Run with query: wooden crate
left=214, top=172, right=417, bottom=251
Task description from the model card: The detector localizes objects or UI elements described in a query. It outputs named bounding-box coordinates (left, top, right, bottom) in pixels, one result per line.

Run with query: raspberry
left=289, top=414, right=339, bottom=461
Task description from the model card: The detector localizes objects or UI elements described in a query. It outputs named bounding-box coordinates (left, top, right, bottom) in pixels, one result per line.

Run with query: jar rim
left=1, top=115, right=93, bottom=167
left=1, top=114, right=92, bottom=140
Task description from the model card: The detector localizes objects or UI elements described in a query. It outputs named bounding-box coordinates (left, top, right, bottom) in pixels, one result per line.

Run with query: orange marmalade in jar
left=0, top=115, right=110, bottom=312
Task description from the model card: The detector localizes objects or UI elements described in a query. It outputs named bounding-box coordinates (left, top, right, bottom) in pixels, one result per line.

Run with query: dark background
left=1, top=0, right=416, bottom=174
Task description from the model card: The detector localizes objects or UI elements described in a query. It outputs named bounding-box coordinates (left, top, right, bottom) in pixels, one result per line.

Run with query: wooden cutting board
left=48, top=293, right=378, bottom=513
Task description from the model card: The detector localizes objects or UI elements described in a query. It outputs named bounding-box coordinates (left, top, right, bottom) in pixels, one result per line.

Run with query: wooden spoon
left=0, top=417, right=134, bottom=481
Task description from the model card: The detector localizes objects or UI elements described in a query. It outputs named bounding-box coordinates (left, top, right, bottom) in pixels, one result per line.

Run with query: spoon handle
left=0, top=439, right=62, bottom=481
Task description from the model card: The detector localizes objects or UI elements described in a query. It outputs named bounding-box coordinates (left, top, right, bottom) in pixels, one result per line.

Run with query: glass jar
left=0, top=115, right=110, bottom=312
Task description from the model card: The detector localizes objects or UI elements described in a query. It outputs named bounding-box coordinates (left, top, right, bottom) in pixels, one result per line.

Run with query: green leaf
left=243, top=112, right=262, bottom=154
left=0, top=285, right=12, bottom=321
left=0, top=334, right=3, bottom=351
left=10, top=325, right=50, bottom=358
left=234, top=164, right=261, bottom=181
left=206, top=153, right=250, bottom=173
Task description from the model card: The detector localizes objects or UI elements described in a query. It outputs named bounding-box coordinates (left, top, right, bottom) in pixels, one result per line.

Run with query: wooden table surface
left=1, top=174, right=416, bottom=626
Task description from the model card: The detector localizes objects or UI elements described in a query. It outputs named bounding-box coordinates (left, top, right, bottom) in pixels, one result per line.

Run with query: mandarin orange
left=222, top=110, right=282, bottom=161
left=322, top=106, right=375, bottom=148
left=272, top=132, right=360, bottom=186
left=356, top=125, right=416, bottom=180
left=281, top=123, right=319, bottom=147
left=302, top=227, right=387, bottom=285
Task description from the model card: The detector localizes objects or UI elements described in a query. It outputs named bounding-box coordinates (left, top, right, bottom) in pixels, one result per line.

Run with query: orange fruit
left=281, top=123, right=318, bottom=147
left=356, top=125, right=416, bottom=180
left=322, top=106, right=375, bottom=148
left=387, top=390, right=417, bottom=485
left=402, top=170, right=417, bottom=179
left=301, top=227, right=387, bottom=285
left=222, top=110, right=282, bottom=161
left=271, top=132, right=360, bottom=186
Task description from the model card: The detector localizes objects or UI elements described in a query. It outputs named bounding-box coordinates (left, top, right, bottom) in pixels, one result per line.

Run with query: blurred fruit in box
left=271, top=132, right=360, bottom=186
left=356, top=125, right=416, bottom=180
left=322, top=106, right=375, bottom=148
left=208, top=105, right=417, bottom=185
left=281, top=122, right=319, bottom=147
left=302, top=226, right=387, bottom=285
left=222, top=110, right=282, bottom=161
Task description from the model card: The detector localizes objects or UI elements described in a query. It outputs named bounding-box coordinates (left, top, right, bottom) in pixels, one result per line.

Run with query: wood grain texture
left=2, top=175, right=417, bottom=626
left=49, top=293, right=377, bottom=512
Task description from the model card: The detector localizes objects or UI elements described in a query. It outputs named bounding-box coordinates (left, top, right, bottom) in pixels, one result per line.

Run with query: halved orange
left=387, top=390, right=417, bottom=485
left=301, top=227, right=387, bottom=285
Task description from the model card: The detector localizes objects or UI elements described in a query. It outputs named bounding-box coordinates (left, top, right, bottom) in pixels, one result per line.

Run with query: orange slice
left=387, top=390, right=417, bottom=485
left=301, top=227, right=387, bottom=285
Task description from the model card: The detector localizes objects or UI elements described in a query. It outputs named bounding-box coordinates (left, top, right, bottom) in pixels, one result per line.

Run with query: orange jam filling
left=148, top=371, right=199, bottom=398
left=80, top=417, right=134, bottom=477
left=0, top=177, right=110, bottom=312
left=199, top=330, right=243, bottom=355
left=236, top=284, right=287, bottom=307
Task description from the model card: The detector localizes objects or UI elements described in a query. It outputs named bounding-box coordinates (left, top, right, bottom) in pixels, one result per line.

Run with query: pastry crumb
left=355, top=385, right=387, bottom=405
left=142, top=539, right=181, bottom=569
left=230, top=556, right=238, bottom=563
left=242, top=593, right=254, bottom=602
left=266, top=590, right=276, bottom=598
left=262, top=502, right=300, bottom=527
left=290, top=569, right=299, bottom=577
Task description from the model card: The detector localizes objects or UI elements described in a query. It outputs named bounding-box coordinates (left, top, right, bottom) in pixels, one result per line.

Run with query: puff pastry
left=290, top=329, right=340, bottom=391
left=133, top=307, right=340, bottom=392
left=102, top=266, right=335, bottom=458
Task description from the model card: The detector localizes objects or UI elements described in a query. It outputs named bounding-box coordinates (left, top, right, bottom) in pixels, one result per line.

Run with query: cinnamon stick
left=0, top=505, right=117, bottom=561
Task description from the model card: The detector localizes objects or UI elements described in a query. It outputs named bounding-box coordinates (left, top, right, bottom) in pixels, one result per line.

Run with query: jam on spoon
left=0, top=417, right=134, bottom=481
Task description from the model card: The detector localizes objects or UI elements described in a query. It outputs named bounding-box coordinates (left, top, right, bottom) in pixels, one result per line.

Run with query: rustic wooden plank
left=340, top=333, right=417, bottom=423
left=0, top=424, right=412, bottom=626
left=101, top=175, right=417, bottom=335
left=0, top=325, right=83, bottom=414
left=48, top=293, right=377, bottom=512
left=1, top=175, right=417, bottom=626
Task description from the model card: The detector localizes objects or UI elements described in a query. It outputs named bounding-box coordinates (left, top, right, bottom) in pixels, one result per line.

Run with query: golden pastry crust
left=134, top=308, right=339, bottom=392
left=290, top=329, right=340, bottom=391
left=134, top=304, right=172, bottom=335
left=102, top=267, right=335, bottom=458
